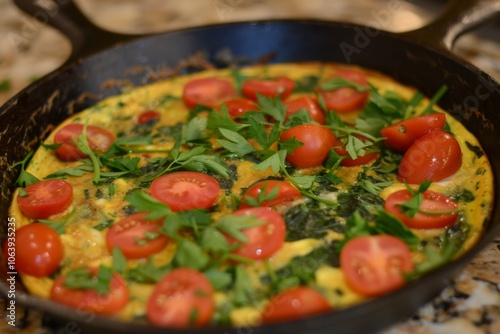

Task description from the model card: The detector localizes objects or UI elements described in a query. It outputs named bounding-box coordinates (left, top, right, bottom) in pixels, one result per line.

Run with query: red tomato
left=106, top=213, right=170, bottom=259
left=280, top=124, right=336, bottom=168
left=6, top=223, right=63, bottom=277
left=240, top=180, right=301, bottom=209
left=17, top=180, right=73, bottom=219
left=384, top=189, right=459, bottom=229
left=319, top=69, right=369, bottom=113
left=220, top=98, right=257, bottom=120
left=54, top=123, right=115, bottom=161
left=242, top=77, right=295, bottom=101
left=333, top=136, right=379, bottom=167
left=229, top=207, right=286, bottom=260
left=340, top=235, right=413, bottom=297
left=398, top=130, right=462, bottom=184
left=138, top=110, right=161, bottom=124
left=381, top=113, right=446, bottom=152
left=183, top=78, right=236, bottom=109
left=261, top=286, right=331, bottom=323
left=150, top=171, right=221, bottom=212
left=284, top=96, right=326, bottom=124
left=51, top=269, right=129, bottom=315
left=147, top=268, right=214, bottom=327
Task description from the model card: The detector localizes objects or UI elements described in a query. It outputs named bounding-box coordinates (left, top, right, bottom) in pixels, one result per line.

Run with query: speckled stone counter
left=1, top=1, right=499, bottom=333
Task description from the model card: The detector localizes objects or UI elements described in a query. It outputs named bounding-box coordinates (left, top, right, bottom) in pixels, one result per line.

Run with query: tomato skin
left=284, top=96, right=326, bottom=124
left=147, top=268, right=214, bottom=327
left=261, top=286, right=331, bottom=324
left=340, top=235, right=413, bottom=297
left=138, top=110, right=161, bottom=124
left=183, top=78, right=236, bottom=109
left=381, top=113, right=446, bottom=152
left=17, top=180, right=73, bottom=219
left=319, top=69, right=369, bottom=113
left=384, top=189, right=459, bottom=229
left=333, top=136, right=379, bottom=167
left=221, top=98, right=257, bottom=120
left=229, top=207, right=286, bottom=260
left=240, top=180, right=301, bottom=209
left=398, top=130, right=462, bottom=184
left=150, top=171, right=220, bottom=212
left=242, top=77, right=295, bottom=101
left=280, top=124, right=336, bottom=168
left=54, top=124, right=115, bottom=162
left=51, top=269, right=129, bottom=316
left=7, top=223, right=63, bottom=277
left=106, top=213, right=170, bottom=259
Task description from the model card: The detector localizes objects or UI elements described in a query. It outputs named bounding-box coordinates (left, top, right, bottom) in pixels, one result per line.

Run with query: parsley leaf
left=11, top=151, right=40, bottom=187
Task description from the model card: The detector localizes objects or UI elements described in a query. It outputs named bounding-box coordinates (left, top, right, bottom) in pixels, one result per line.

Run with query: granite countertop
left=1, top=0, right=500, bottom=333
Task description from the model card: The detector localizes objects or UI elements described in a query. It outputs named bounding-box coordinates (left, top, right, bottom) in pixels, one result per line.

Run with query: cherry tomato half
left=242, top=77, right=295, bottom=101
left=147, top=268, right=214, bottom=327
left=150, top=171, right=221, bottom=212
left=384, top=189, right=459, bottom=229
left=6, top=223, right=63, bottom=277
left=284, top=96, right=326, bottom=124
left=138, top=110, right=161, bottom=124
left=381, top=113, right=446, bottom=153
left=340, top=235, right=413, bottom=297
left=183, top=78, right=236, bottom=109
left=240, top=180, right=301, bottom=209
left=229, top=207, right=286, bottom=260
left=280, top=124, right=336, bottom=168
left=398, top=130, right=462, bottom=184
left=106, top=213, right=170, bottom=259
left=54, top=123, right=115, bottom=162
left=51, top=269, right=129, bottom=316
left=220, top=98, right=257, bottom=120
left=319, top=69, right=369, bottom=113
left=17, top=179, right=73, bottom=219
left=261, top=286, right=331, bottom=324
left=333, top=136, right=379, bottom=167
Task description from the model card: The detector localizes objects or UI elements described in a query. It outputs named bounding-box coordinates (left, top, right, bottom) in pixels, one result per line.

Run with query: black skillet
left=1, top=0, right=500, bottom=333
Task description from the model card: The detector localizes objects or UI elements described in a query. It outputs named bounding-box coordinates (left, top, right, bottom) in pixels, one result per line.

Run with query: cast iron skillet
left=1, top=0, right=500, bottom=333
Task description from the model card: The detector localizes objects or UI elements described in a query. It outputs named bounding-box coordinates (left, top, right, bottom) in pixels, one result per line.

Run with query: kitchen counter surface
left=1, top=1, right=499, bottom=333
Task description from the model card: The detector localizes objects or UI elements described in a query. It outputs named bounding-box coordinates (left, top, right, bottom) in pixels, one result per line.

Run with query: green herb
left=75, top=125, right=102, bottom=185
left=38, top=219, right=67, bottom=235
left=204, top=267, right=232, bottom=290
left=11, top=151, right=40, bottom=187
left=112, top=247, right=127, bottom=275
left=407, top=222, right=469, bottom=280
left=320, top=77, right=369, bottom=92
left=92, top=214, right=114, bottom=231
left=126, top=257, right=171, bottom=283
left=374, top=211, right=419, bottom=249
left=174, top=239, right=210, bottom=270
left=215, top=214, right=266, bottom=243
left=41, top=143, right=63, bottom=150
left=337, top=211, right=372, bottom=250
left=44, top=160, right=94, bottom=179
left=233, top=266, right=257, bottom=306
left=294, top=75, right=320, bottom=93
left=422, top=85, right=448, bottom=115
left=217, top=128, right=256, bottom=156
left=284, top=201, right=343, bottom=241
left=465, top=141, right=484, bottom=159
left=63, top=266, right=112, bottom=295
left=240, top=182, right=279, bottom=207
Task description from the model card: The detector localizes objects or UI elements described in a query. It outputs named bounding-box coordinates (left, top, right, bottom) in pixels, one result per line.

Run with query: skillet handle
left=12, top=0, right=142, bottom=64
left=400, top=0, right=500, bottom=51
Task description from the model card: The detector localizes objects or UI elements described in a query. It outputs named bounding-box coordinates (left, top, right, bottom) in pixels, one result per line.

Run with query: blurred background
left=0, top=0, right=499, bottom=105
